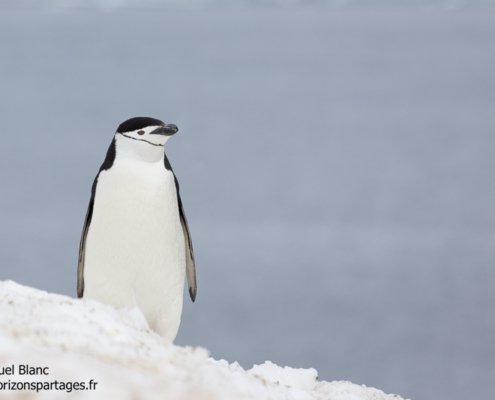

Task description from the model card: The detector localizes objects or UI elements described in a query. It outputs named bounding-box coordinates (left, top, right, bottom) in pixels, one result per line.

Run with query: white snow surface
left=0, top=280, right=406, bottom=400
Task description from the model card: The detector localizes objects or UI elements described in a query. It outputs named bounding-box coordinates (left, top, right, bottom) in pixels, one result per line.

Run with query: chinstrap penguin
left=77, top=117, right=197, bottom=341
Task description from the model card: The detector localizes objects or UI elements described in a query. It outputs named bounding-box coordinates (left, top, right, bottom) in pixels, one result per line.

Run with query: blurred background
left=1, top=1, right=494, bottom=399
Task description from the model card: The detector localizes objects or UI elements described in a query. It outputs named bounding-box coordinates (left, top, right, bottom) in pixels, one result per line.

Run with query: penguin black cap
left=117, top=117, right=178, bottom=135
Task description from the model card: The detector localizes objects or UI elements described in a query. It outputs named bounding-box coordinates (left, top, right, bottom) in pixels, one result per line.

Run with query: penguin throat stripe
left=117, top=132, right=164, bottom=147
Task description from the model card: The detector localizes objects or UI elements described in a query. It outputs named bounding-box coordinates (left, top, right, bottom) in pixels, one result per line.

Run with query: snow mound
left=0, top=280, right=406, bottom=400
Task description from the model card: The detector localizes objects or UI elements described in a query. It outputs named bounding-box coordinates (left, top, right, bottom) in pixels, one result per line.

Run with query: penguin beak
left=150, top=124, right=178, bottom=136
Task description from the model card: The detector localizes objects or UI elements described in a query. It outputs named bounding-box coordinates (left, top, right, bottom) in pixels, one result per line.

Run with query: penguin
left=77, top=116, right=196, bottom=341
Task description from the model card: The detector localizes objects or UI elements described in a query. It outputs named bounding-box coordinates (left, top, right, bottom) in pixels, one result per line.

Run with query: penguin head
left=116, top=117, right=178, bottom=147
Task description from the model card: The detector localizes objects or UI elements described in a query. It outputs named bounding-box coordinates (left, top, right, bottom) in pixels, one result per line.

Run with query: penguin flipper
left=77, top=178, right=97, bottom=298
left=174, top=175, right=197, bottom=302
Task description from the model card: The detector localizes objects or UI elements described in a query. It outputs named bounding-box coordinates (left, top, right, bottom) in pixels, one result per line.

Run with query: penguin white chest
left=84, top=159, right=185, bottom=340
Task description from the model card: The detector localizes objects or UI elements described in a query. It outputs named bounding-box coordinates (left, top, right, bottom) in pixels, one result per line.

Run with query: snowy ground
left=0, top=280, right=405, bottom=400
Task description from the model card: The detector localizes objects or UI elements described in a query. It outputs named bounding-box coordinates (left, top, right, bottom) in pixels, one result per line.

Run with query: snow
left=0, top=280, right=405, bottom=400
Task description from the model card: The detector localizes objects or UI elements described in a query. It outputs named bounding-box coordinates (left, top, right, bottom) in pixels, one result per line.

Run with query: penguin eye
left=137, top=130, right=145, bottom=135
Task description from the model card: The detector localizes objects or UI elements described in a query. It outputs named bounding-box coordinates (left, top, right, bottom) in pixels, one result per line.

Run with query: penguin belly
left=83, top=160, right=185, bottom=341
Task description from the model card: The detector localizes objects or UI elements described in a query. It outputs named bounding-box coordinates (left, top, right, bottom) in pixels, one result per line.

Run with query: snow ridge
left=0, top=280, right=405, bottom=400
